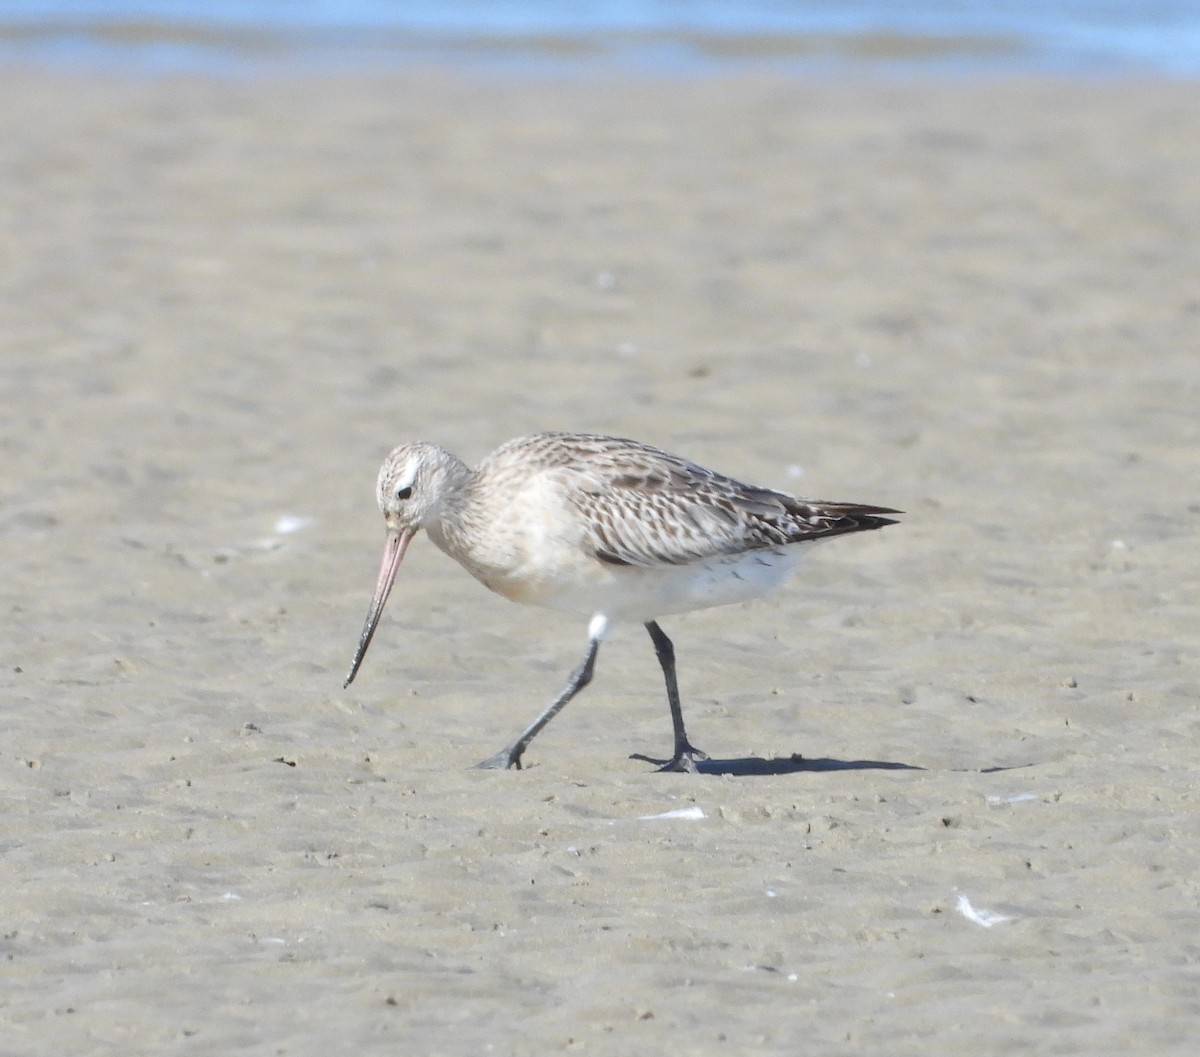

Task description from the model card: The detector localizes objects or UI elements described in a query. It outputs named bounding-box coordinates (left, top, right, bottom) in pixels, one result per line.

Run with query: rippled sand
left=2, top=68, right=1197, bottom=1054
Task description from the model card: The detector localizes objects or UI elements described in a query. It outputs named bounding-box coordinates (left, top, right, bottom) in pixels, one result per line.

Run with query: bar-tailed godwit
left=344, top=432, right=900, bottom=772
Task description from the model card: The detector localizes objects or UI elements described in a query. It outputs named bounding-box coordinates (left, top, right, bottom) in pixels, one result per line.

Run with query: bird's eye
left=395, top=485, right=413, bottom=501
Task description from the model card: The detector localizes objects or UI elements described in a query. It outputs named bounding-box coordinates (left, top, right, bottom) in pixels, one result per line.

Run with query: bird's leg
left=645, top=620, right=708, bottom=773
left=474, top=635, right=601, bottom=770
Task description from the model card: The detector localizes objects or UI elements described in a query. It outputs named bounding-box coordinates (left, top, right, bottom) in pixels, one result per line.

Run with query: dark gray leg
left=474, top=636, right=600, bottom=770
left=645, top=620, right=708, bottom=772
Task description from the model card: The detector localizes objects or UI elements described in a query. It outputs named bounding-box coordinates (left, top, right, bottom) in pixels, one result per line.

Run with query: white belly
left=522, top=547, right=806, bottom=623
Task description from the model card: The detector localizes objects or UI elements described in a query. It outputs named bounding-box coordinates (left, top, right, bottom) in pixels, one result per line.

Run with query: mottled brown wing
left=564, top=443, right=900, bottom=568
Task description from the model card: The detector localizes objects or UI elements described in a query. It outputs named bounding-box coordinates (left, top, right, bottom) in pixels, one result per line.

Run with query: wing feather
left=545, top=436, right=900, bottom=568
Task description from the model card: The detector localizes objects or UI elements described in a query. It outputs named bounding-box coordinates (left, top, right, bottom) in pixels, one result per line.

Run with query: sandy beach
left=2, top=65, right=1198, bottom=1054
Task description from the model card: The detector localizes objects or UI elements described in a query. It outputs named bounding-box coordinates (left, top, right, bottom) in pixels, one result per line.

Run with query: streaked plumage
left=344, top=432, right=900, bottom=771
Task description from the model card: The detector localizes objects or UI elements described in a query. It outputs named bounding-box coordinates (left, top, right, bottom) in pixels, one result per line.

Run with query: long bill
left=343, top=528, right=416, bottom=688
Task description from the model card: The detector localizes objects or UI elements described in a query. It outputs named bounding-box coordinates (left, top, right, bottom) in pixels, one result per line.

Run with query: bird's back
left=477, top=432, right=898, bottom=569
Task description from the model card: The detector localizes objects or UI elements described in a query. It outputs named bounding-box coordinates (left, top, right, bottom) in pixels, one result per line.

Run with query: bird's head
left=344, top=443, right=470, bottom=688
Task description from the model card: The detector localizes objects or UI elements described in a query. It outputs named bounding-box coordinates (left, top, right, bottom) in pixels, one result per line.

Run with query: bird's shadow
left=629, top=753, right=1038, bottom=777
left=629, top=752, right=925, bottom=777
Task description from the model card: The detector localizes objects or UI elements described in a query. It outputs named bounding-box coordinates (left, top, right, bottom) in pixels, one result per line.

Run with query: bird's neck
left=423, top=457, right=479, bottom=562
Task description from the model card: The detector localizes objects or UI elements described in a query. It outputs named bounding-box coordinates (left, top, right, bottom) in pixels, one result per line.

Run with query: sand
left=1, top=65, right=1198, bottom=1055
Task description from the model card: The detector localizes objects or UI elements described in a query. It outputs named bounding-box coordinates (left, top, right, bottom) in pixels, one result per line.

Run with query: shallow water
left=2, top=0, right=1199, bottom=76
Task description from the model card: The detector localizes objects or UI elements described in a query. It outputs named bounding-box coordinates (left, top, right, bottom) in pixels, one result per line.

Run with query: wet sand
left=2, top=67, right=1198, bottom=1054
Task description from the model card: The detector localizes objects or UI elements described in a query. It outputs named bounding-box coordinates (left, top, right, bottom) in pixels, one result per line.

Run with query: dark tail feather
left=784, top=500, right=902, bottom=542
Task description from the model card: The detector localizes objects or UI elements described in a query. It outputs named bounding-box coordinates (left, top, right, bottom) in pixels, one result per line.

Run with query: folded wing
left=565, top=446, right=900, bottom=568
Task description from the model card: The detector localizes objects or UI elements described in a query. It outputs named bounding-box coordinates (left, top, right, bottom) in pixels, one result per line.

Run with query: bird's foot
left=473, top=746, right=524, bottom=770
left=658, top=743, right=709, bottom=774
